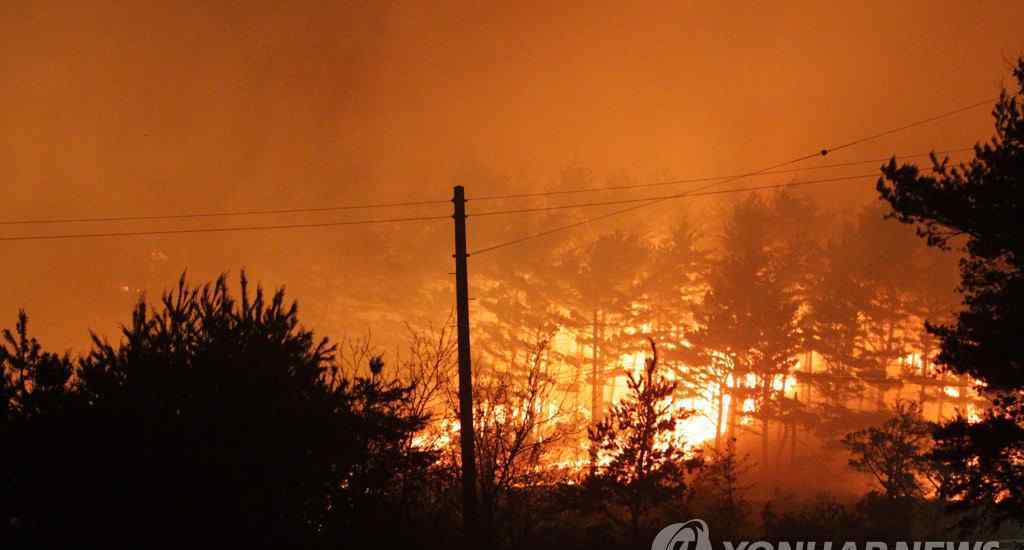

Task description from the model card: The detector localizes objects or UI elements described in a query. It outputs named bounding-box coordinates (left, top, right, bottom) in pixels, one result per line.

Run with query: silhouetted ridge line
left=0, top=215, right=450, bottom=242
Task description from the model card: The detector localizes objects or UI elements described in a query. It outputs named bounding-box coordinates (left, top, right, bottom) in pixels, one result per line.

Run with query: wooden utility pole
left=591, top=310, right=601, bottom=425
left=452, top=185, right=479, bottom=544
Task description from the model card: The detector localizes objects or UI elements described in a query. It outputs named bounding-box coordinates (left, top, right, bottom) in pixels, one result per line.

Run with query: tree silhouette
left=877, top=59, right=1024, bottom=529
left=0, top=312, right=80, bottom=545
left=804, top=222, right=874, bottom=433
left=687, top=194, right=802, bottom=464
left=2, top=274, right=435, bottom=549
left=640, top=214, right=712, bottom=409
left=467, top=336, right=578, bottom=547
left=585, top=339, right=703, bottom=542
left=803, top=206, right=939, bottom=442
left=689, top=437, right=755, bottom=539
left=556, top=230, right=648, bottom=426
left=0, top=311, right=76, bottom=420
left=841, top=400, right=933, bottom=499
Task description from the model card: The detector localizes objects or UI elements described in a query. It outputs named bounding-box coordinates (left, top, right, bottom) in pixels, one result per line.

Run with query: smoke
left=0, top=2, right=1019, bottom=349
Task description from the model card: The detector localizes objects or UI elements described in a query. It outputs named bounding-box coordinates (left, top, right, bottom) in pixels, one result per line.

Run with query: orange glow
left=2, top=4, right=1019, bottom=518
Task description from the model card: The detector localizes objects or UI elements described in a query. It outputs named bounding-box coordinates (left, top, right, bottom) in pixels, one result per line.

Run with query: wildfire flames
left=412, top=333, right=981, bottom=473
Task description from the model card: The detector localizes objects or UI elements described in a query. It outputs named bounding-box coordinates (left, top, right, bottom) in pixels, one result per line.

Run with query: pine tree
left=586, top=339, right=703, bottom=541
left=687, top=194, right=802, bottom=465
left=878, top=59, right=1024, bottom=529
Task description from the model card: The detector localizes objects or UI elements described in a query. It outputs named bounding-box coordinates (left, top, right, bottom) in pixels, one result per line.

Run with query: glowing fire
left=669, top=396, right=721, bottom=446
left=611, top=350, right=725, bottom=447
left=418, top=328, right=991, bottom=475
left=967, top=404, right=982, bottom=423
left=412, top=418, right=457, bottom=451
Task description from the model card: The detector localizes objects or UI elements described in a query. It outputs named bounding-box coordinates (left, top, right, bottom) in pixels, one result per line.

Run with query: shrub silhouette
left=1, top=273, right=433, bottom=549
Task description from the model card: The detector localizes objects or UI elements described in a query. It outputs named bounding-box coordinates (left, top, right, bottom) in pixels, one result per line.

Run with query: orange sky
left=1, top=1, right=1022, bottom=349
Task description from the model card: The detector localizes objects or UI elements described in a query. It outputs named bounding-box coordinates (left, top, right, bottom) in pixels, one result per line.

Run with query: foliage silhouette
left=1, top=273, right=434, bottom=549
left=689, top=437, right=755, bottom=540
left=878, top=58, right=1024, bottom=530
left=585, top=339, right=703, bottom=542
left=685, top=194, right=802, bottom=462
left=841, top=400, right=933, bottom=499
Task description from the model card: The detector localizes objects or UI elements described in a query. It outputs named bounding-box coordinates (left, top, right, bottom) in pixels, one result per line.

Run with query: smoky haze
left=4, top=4, right=1024, bottom=545
left=0, top=1, right=1019, bottom=352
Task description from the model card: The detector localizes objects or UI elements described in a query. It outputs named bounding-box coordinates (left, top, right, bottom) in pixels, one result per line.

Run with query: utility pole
left=452, top=185, right=479, bottom=544
left=591, top=310, right=601, bottom=426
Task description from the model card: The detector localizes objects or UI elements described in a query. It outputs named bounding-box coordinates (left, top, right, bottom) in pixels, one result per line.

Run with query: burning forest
left=1, top=4, right=1022, bottom=549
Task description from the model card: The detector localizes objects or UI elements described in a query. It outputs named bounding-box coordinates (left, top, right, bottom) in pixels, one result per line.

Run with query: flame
left=427, top=329, right=991, bottom=475
left=966, top=404, right=982, bottom=424
left=412, top=418, right=457, bottom=451
left=662, top=395, right=716, bottom=446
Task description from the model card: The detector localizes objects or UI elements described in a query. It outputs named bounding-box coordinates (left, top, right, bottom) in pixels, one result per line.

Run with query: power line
left=469, top=202, right=652, bottom=256
left=2, top=148, right=972, bottom=229
left=469, top=171, right=937, bottom=219
left=469, top=96, right=995, bottom=256
left=823, top=97, right=994, bottom=153
left=0, top=198, right=450, bottom=226
left=1, top=96, right=993, bottom=240
left=0, top=214, right=451, bottom=242
left=467, top=147, right=974, bottom=201
left=469, top=168, right=823, bottom=256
